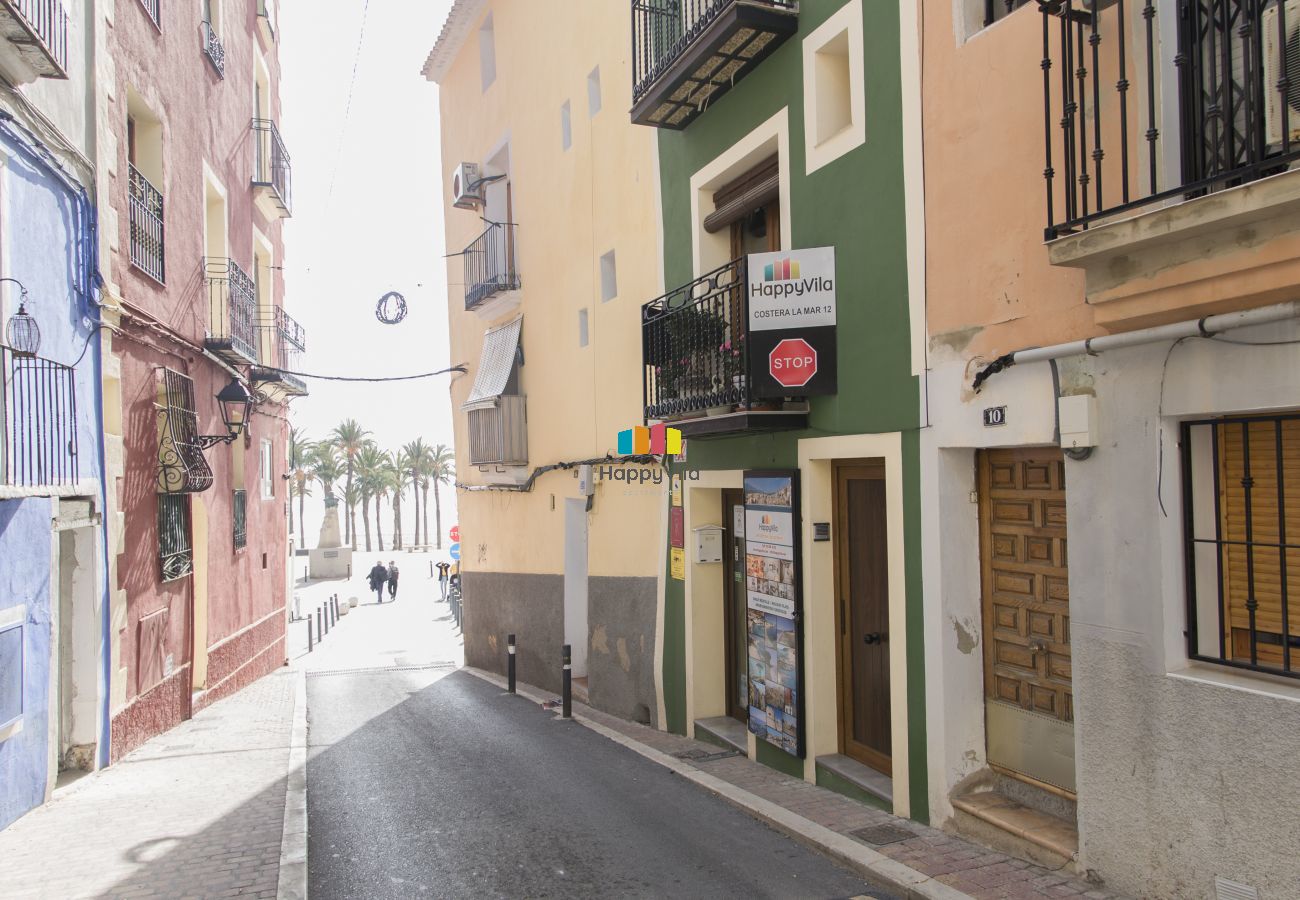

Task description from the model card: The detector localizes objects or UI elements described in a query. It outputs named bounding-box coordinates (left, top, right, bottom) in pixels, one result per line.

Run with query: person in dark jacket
left=436, top=560, right=451, bottom=600
left=387, top=561, right=400, bottom=599
left=367, top=561, right=388, bottom=604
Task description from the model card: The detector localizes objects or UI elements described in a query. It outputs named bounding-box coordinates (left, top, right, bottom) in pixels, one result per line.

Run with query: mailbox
left=693, top=525, right=725, bottom=563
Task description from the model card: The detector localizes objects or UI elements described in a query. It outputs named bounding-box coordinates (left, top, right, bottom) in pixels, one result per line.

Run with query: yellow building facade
left=425, top=0, right=666, bottom=721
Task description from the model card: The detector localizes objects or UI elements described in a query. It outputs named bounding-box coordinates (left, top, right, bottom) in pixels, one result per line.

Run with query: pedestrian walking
left=387, top=561, right=400, bottom=600
left=436, top=560, right=451, bottom=600
left=367, top=561, right=388, bottom=604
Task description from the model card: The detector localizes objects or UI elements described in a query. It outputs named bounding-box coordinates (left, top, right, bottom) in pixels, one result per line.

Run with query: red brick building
left=97, top=0, right=303, bottom=759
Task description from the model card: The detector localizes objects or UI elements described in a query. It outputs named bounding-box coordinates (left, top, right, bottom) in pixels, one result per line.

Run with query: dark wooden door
left=835, top=463, right=891, bottom=773
left=722, top=488, right=747, bottom=721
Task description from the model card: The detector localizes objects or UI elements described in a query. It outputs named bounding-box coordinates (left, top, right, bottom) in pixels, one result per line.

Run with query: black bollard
left=307, top=616, right=313, bottom=652
left=333, top=594, right=340, bottom=622
left=323, top=604, right=330, bottom=635
left=507, top=634, right=516, bottom=694
left=430, top=561, right=434, bottom=578
left=562, top=644, right=572, bottom=719
left=317, top=607, right=323, bottom=640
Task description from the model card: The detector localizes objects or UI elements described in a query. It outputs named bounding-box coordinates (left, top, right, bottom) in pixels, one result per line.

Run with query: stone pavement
left=0, top=668, right=299, bottom=899
left=470, top=667, right=1128, bottom=900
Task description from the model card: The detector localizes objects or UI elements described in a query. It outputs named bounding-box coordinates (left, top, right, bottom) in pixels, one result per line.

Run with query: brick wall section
left=109, top=665, right=192, bottom=763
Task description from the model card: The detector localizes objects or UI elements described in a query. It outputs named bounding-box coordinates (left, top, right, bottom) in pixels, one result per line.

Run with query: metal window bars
left=206, top=258, right=259, bottom=363
left=233, top=488, right=247, bottom=549
left=251, top=118, right=292, bottom=213
left=984, top=0, right=1030, bottom=28
left=9, top=0, right=70, bottom=73
left=158, top=494, right=193, bottom=581
left=128, top=163, right=165, bottom=283
left=201, top=18, right=226, bottom=77
left=1, top=344, right=78, bottom=488
left=463, top=221, right=520, bottom=310
left=1181, top=414, right=1299, bottom=680
left=640, top=258, right=750, bottom=421
left=156, top=367, right=214, bottom=494
left=137, top=0, right=160, bottom=29
left=1041, top=0, right=1300, bottom=239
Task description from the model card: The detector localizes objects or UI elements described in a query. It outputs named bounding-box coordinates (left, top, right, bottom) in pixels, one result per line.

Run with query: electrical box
left=693, top=525, right=724, bottom=563
left=1058, top=394, right=1098, bottom=450
left=577, top=464, right=595, bottom=496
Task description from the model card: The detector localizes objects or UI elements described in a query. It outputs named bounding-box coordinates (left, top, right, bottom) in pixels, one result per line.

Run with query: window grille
left=158, top=494, right=193, bottom=581
left=129, top=164, right=165, bottom=283
left=233, top=489, right=247, bottom=549
left=984, top=0, right=1029, bottom=27
left=1182, top=414, right=1299, bottom=679
left=156, top=368, right=213, bottom=493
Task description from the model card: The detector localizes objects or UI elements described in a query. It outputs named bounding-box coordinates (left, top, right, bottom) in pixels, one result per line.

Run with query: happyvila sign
left=746, top=247, right=837, bottom=398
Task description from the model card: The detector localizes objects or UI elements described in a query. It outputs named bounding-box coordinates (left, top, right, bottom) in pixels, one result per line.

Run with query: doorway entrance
left=721, top=488, right=747, bottom=722
left=977, top=448, right=1075, bottom=794
left=55, top=522, right=98, bottom=774
left=834, top=462, right=891, bottom=774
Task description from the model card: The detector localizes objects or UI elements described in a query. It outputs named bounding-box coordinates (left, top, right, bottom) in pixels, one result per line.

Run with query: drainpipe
left=971, top=300, right=1300, bottom=392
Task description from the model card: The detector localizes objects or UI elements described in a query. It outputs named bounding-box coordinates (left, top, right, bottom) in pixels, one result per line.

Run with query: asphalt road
left=307, top=666, right=895, bottom=899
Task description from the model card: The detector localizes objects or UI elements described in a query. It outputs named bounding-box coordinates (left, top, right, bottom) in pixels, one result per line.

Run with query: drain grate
left=672, top=748, right=742, bottom=763
left=850, top=824, right=915, bottom=846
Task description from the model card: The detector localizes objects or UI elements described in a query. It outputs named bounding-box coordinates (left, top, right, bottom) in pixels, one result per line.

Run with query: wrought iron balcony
left=201, top=20, right=225, bottom=77
left=463, top=221, right=520, bottom=312
left=1041, top=0, right=1300, bottom=239
left=251, top=118, right=292, bottom=218
left=251, top=305, right=308, bottom=400
left=137, top=0, right=160, bottom=30
left=631, top=0, right=798, bottom=129
left=641, top=258, right=807, bottom=438
left=233, top=489, right=247, bottom=549
left=0, top=0, right=69, bottom=82
left=1, top=343, right=78, bottom=488
left=128, top=164, right=165, bottom=284
left=468, top=394, right=527, bottom=467
left=156, top=367, right=213, bottom=494
left=204, top=258, right=259, bottom=366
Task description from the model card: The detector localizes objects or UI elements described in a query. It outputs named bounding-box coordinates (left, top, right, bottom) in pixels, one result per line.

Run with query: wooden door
left=722, top=489, right=747, bottom=721
left=835, top=462, right=891, bottom=773
left=979, top=449, right=1072, bottom=721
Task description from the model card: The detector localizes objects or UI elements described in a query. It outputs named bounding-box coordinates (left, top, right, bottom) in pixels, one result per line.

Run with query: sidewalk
left=466, top=667, right=1127, bottom=900
left=0, top=668, right=302, bottom=900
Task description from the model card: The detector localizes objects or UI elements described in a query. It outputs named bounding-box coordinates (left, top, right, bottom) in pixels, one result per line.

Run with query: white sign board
left=747, top=246, right=837, bottom=332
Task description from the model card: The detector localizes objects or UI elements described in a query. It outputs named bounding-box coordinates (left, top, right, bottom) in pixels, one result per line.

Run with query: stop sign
left=769, top=338, right=818, bottom=388
left=449, top=525, right=460, bottom=543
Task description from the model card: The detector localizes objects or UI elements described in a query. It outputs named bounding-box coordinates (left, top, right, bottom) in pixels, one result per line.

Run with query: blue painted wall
left=0, top=119, right=107, bottom=827
left=0, top=497, right=53, bottom=830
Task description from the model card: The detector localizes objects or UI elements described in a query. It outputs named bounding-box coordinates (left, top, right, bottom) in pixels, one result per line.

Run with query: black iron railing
left=1, top=344, right=78, bottom=488
left=631, top=0, right=797, bottom=104
left=129, top=163, right=165, bottom=283
left=1042, top=1, right=1300, bottom=238
left=276, top=306, right=305, bottom=352
left=156, top=367, right=213, bottom=494
left=9, top=0, right=69, bottom=73
left=201, top=19, right=225, bottom=76
left=1181, top=414, right=1299, bottom=680
left=137, top=0, right=160, bottom=28
left=251, top=118, right=292, bottom=214
left=158, top=494, right=193, bottom=581
left=641, top=258, right=751, bottom=420
left=464, top=222, right=520, bottom=310
left=984, top=0, right=1029, bottom=28
left=206, top=258, right=258, bottom=362
left=233, top=489, right=247, bottom=549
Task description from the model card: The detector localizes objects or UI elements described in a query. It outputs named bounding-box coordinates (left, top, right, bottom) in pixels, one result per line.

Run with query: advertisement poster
left=743, top=470, right=803, bottom=758
left=746, top=247, right=837, bottom=399
left=670, top=547, right=685, bottom=581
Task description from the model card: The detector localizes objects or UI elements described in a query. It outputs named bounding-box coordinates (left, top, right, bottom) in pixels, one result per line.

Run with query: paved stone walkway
left=0, top=669, right=298, bottom=899
left=492, top=675, right=1126, bottom=900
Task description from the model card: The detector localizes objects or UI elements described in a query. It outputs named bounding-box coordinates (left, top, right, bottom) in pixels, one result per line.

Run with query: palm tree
left=427, top=443, right=455, bottom=549
left=339, top=481, right=361, bottom=547
left=356, top=443, right=390, bottom=553
left=288, top=428, right=314, bottom=548
left=309, top=443, right=344, bottom=507
left=403, top=438, right=432, bottom=548
left=330, top=419, right=371, bottom=550
left=389, top=449, right=413, bottom=551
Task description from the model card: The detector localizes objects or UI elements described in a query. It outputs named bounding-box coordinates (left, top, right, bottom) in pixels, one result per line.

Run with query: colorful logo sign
left=763, top=258, right=801, bottom=282
left=617, top=422, right=681, bottom=456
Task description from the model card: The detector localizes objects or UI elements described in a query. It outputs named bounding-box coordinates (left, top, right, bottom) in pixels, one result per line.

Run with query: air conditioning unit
left=1263, top=0, right=1300, bottom=148
left=452, top=161, right=484, bottom=210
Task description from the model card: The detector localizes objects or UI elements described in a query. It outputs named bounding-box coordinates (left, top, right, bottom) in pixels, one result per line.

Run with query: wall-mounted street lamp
left=196, top=378, right=254, bottom=449
left=2, top=278, right=39, bottom=357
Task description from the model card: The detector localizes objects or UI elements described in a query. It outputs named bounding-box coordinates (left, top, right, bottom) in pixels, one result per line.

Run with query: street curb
left=276, top=668, right=309, bottom=900
left=462, top=666, right=968, bottom=900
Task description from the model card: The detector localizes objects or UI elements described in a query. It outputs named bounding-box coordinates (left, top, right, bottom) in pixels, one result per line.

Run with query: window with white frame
left=0, top=605, right=24, bottom=742
left=260, top=438, right=274, bottom=499
left=802, top=0, right=866, bottom=175
left=600, top=250, right=617, bottom=302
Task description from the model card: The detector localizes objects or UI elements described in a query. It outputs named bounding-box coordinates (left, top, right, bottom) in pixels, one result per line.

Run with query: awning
left=703, top=155, right=779, bottom=234
left=461, top=315, right=522, bottom=412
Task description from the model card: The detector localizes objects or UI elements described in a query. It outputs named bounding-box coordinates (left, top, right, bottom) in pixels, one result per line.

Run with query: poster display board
left=743, top=470, right=803, bottom=757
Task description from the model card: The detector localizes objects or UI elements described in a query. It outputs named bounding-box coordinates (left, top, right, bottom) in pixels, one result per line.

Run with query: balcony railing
left=201, top=20, right=225, bottom=77
left=631, top=0, right=798, bottom=128
left=128, top=163, right=165, bottom=283
left=251, top=118, right=292, bottom=216
left=1041, top=0, right=1300, bottom=239
left=205, top=258, right=259, bottom=365
left=137, top=0, right=160, bottom=29
left=468, top=394, right=527, bottom=467
left=233, top=489, right=247, bottom=549
left=3, top=0, right=69, bottom=76
left=251, top=306, right=308, bottom=399
left=463, top=221, right=520, bottom=311
left=1, top=344, right=78, bottom=488
left=275, top=306, right=305, bottom=352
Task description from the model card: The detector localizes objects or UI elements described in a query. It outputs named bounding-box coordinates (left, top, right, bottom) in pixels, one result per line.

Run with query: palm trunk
left=297, top=482, right=306, bottom=547
left=344, top=461, right=354, bottom=542
left=375, top=495, right=385, bottom=552
left=421, top=485, right=430, bottom=548
left=350, top=506, right=358, bottom=551
left=362, top=495, right=372, bottom=551
left=411, top=473, right=420, bottom=546
left=288, top=489, right=294, bottom=537
left=434, top=479, right=442, bottom=550
left=393, top=493, right=402, bottom=550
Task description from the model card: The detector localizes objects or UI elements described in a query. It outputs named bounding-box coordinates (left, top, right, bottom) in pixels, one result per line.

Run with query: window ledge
left=1167, top=662, right=1300, bottom=704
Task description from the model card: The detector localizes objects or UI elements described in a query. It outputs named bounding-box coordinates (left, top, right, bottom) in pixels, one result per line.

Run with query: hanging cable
left=251, top=363, right=466, bottom=382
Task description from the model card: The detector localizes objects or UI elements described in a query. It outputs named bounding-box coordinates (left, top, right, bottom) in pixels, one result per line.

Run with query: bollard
left=323, top=604, right=330, bottom=635
left=333, top=594, right=340, bottom=622
left=330, top=594, right=337, bottom=626
left=316, top=607, right=323, bottom=640
left=307, top=616, right=313, bottom=652
left=507, top=634, right=516, bottom=694
left=430, top=561, right=434, bottom=578
left=562, top=644, right=572, bottom=719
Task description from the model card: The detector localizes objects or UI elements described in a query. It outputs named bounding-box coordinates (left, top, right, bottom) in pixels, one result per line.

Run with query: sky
left=278, top=0, right=458, bottom=549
